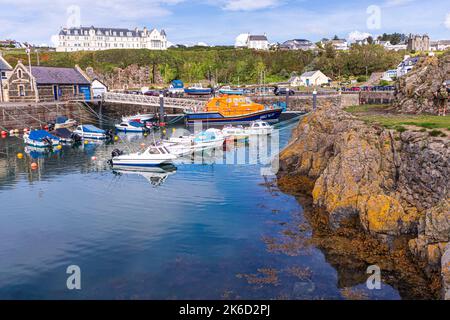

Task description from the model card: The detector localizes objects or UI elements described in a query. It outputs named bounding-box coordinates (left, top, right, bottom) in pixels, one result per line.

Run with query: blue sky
left=0, top=0, right=449, bottom=46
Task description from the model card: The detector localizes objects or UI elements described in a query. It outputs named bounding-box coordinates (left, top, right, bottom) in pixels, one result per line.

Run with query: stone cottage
left=8, top=60, right=92, bottom=103
left=0, top=54, right=13, bottom=102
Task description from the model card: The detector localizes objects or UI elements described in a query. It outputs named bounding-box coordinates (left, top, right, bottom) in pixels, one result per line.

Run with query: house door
left=79, top=85, right=91, bottom=101
left=53, top=85, right=59, bottom=101
left=306, top=79, right=310, bottom=86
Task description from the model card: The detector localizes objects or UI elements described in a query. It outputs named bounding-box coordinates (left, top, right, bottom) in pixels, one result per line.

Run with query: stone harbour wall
left=0, top=102, right=95, bottom=130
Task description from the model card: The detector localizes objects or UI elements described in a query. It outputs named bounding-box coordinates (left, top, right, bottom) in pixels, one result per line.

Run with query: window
left=18, top=85, right=25, bottom=96
left=73, top=85, right=78, bottom=95
left=1, top=71, right=6, bottom=79
left=17, top=69, right=23, bottom=79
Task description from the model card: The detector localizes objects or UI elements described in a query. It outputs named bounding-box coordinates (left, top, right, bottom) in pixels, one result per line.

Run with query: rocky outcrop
left=85, top=64, right=163, bottom=90
left=442, top=244, right=450, bottom=299
left=394, top=53, right=450, bottom=114
left=277, top=106, right=449, bottom=298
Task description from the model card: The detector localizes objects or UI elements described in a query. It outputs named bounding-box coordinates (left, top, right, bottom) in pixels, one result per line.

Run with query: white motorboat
left=23, top=130, right=61, bottom=148
left=222, top=125, right=249, bottom=140
left=121, top=113, right=154, bottom=123
left=54, top=116, right=77, bottom=129
left=110, top=144, right=177, bottom=168
left=115, top=121, right=150, bottom=133
left=164, top=128, right=225, bottom=156
left=74, top=125, right=109, bottom=140
left=244, top=121, right=274, bottom=135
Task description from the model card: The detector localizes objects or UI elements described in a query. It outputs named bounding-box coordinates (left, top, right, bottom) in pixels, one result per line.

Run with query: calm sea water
left=0, top=122, right=402, bottom=300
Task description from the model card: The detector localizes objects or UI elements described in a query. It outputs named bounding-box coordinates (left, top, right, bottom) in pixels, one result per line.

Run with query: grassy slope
left=345, top=105, right=450, bottom=133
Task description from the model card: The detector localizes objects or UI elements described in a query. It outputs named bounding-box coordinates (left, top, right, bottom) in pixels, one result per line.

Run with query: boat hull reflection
left=112, top=164, right=177, bottom=187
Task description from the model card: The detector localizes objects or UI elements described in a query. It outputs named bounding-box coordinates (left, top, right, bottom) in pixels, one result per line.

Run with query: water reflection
left=0, top=122, right=430, bottom=300
left=113, top=165, right=177, bottom=187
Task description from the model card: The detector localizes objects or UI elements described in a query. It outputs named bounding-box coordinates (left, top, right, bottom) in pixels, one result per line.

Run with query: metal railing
left=102, top=92, right=205, bottom=111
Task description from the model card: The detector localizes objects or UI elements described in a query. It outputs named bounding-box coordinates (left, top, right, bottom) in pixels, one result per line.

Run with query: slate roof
left=0, top=56, right=12, bottom=71
left=249, top=35, right=268, bottom=41
left=301, top=71, right=319, bottom=77
left=59, top=26, right=165, bottom=38
left=28, top=67, right=90, bottom=85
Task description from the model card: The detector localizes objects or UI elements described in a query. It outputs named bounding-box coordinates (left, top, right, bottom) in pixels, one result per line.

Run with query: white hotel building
left=56, top=26, right=168, bottom=52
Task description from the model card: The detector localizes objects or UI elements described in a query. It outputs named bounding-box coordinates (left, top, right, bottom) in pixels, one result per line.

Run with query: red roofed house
left=7, top=60, right=92, bottom=103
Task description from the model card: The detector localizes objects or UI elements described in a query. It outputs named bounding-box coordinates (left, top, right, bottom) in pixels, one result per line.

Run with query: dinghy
left=23, top=130, right=60, bottom=148
left=74, top=125, right=109, bottom=140
left=115, top=121, right=151, bottom=133
left=54, top=116, right=77, bottom=129
left=51, top=128, right=82, bottom=144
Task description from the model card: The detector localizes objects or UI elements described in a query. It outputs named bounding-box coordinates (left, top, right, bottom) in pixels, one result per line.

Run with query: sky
left=0, top=0, right=449, bottom=46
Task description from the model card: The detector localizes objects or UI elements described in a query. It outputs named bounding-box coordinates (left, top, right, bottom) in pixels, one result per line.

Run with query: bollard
left=312, top=90, right=317, bottom=111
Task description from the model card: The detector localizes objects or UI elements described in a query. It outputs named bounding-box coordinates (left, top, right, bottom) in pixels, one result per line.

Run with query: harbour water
left=0, top=122, right=409, bottom=299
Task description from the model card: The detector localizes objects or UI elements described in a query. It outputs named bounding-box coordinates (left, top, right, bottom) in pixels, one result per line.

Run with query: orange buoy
left=114, top=136, right=119, bottom=141
left=1, top=131, right=7, bottom=137
left=31, top=162, right=38, bottom=170
left=91, top=156, right=97, bottom=161
left=17, top=153, right=23, bottom=159
left=140, top=143, right=146, bottom=148
left=43, top=125, right=49, bottom=131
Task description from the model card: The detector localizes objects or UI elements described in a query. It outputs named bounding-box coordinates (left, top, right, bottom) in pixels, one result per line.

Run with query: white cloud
left=347, top=31, right=373, bottom=42
left=383, top=0, right=415, bottom=7
left=0, top=0, right=182, bottom=44
left=222, top=0, right=279, bottom=11
left=234, top=33, right=249, bottom=47
left=445, top=12, right=450, bottom=29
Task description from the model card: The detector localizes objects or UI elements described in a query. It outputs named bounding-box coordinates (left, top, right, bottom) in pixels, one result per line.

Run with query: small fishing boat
left=244, top=121, right=274, bottom=135
left=74, top=125, right=109, bottom=140
left=54, top=116, right=77, bottom=129
left=23, top=130, right=60, bottom=148
left=121, top=113, right=154, bottom=123
left=164, top=129, right=225, bottom=156
left=184, top=84, right=212, bottom=96
left=218, top=86, right=244, bottom=95
left=115, top=121, right=150, bottom=133
left=51, top=128, right=82, bottom=144
left=109, top=144, right=177, bottom=168
left=222, top=125, right=248, bottom=140
left=185, top=95, right=282, bottom=125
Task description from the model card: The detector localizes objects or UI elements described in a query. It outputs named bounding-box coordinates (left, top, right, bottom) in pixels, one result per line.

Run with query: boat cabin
left=205, top=95, right=265, bottom=116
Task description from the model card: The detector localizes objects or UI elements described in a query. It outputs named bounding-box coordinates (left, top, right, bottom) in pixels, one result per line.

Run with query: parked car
left=144, top=90, right=161, bottom=96
left=274, top=87, right=295, bottom=96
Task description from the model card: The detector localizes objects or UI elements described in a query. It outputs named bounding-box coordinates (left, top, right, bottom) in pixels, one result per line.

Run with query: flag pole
left=26, top=45, right=34, bottom=92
